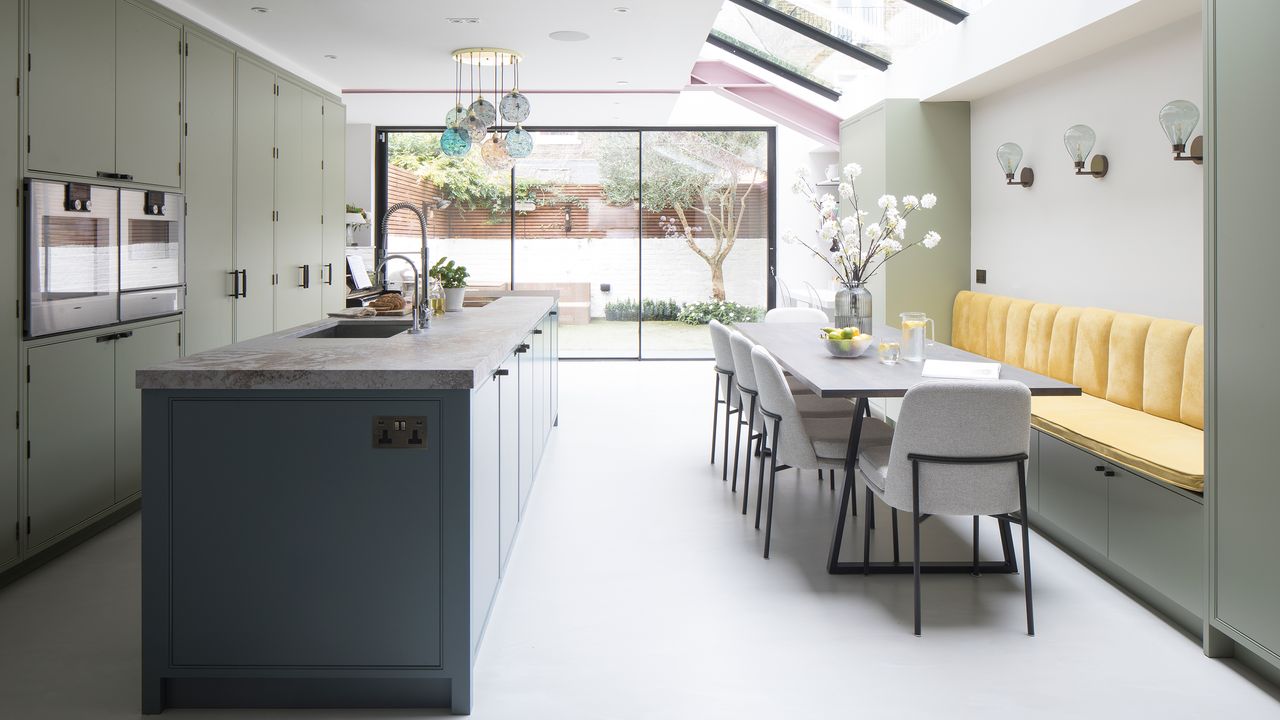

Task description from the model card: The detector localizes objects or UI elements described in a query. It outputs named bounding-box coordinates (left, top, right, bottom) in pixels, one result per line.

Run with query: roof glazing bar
left=724, top=0, right=890, bottom=72
left=901, top=0, right=968, bottom=25
left=705, top=33, right=841, bottom=101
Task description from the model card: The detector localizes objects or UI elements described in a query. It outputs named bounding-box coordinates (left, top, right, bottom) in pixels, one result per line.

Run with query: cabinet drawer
left=1108, top=468, right=1204, bottom=617
left=1037, top=432, right=1108, bottom=555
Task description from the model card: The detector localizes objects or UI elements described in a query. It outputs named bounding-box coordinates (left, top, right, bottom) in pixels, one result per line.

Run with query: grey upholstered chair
left=708, top=320, right=741, bottom=482
left=728, top=332, right=856, bottom=513
left=857, top=380, right=1034, bottom=636
left=751, top=345, right=893, bottom=559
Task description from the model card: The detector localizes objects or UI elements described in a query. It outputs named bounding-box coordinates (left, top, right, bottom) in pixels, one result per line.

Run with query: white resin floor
left=1, top=361, right=1278, bottom=719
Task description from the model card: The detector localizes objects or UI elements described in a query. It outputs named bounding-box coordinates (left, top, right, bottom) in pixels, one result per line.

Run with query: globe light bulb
left=1063, top=125, right=1096, bottom=166
left=996, top=142, right=1024, bottom=177
left=1159, top=100, right=1200, bottom=150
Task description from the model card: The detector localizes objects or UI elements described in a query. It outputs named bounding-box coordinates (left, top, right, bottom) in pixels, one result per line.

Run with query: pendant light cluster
left=440, top=47, right=532, bottom=169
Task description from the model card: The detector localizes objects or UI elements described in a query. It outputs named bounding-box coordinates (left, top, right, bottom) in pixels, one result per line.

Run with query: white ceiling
left=159, top=0, right=723, bottom=125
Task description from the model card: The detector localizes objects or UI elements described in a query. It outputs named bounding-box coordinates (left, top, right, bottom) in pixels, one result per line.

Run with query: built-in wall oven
left=119, top=188, right=184, bottom=321
left=25, top=179, right=185, bottom=338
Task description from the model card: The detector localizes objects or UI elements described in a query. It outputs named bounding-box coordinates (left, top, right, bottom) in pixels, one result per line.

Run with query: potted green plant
left=345, top=203, right=368, bottom=226
left=429, top=257, right=470, bottom=312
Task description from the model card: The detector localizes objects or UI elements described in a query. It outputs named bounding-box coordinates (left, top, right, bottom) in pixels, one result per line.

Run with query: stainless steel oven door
left=120, top=189, right=184, bottom=292
left=25, top=180, right=120, bottom=337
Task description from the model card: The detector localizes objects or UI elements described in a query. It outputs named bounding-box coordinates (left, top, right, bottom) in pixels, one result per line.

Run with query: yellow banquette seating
left=952, top=291, right=1203, bottom=493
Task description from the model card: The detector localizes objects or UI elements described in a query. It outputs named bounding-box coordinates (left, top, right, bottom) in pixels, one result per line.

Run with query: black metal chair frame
left=711, top=367, right=739, bottom=483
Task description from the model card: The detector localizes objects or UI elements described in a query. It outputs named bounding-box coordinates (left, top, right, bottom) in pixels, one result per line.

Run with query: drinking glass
left=878, top=341, right=901, bottom=365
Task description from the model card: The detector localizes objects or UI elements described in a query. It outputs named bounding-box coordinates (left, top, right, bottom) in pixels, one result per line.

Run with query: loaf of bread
left=368, top=293, right=406, bottom=310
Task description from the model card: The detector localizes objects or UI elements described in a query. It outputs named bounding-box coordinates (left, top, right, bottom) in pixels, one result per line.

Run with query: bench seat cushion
left=1031, top=395, right=1204, bottom=492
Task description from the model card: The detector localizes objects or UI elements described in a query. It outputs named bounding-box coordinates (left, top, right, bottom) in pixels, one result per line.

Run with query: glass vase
left=834, top=283, right=873, bottom=333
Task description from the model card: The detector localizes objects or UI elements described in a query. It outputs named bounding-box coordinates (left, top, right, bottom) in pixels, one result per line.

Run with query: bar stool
left=708, top=320, right=740, bottom=482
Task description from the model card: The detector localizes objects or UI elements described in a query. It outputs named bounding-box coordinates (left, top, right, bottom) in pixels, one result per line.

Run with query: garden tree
left=595, top=131, right=766, bottom=301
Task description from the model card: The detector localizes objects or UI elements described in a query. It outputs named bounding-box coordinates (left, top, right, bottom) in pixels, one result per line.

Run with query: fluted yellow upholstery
left=952, top=291, right=1204, bottom=492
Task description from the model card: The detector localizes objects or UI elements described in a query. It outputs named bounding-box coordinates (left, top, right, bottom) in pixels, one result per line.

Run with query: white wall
left=969, top=16, right=1203, bottom=322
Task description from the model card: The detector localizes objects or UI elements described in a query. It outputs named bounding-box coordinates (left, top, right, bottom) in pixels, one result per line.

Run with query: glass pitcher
left=900, top=311, right=935, bottom=362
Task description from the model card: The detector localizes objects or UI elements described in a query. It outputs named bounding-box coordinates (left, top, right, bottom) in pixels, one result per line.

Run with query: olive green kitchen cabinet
left=233, top=57, right=277, bottom=343
left=25, top=320, right=180, bottom=551
left=0, top=0, right=19, bottom=570
left=321, top=99, right=347, bottom=314
left=182, top=29, right=236, bottom=355
left=114, top=322, right=181, bottom=499
left=26, top=0, right=181, bottom=187
left=273, top=79, right=323, bottom=331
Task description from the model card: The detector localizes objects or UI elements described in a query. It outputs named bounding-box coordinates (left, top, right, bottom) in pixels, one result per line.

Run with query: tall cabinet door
left=321, top=100, right=347, bottom=314
left=26, top=0, right=116, bottom=178
left=183, top=31, right=235, bottom=355
left=233, top=58, right=276, bottom=342
left=115, top=0, right=181, bottom=187
left=114, top=321, right=181, bottom=500
left=0, top=0, right=19, bottom=568
left=273, top=79, right=323, bottom=330
left=27, top=337, right=116, bottom=549
left=498, top=358, right=519, bottom=566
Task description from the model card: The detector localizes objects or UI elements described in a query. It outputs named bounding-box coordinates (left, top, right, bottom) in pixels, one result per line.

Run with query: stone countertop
left=136, top=296, right=555, bottom=391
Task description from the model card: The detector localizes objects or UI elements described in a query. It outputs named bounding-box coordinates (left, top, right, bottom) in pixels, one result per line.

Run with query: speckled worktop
left=136, top=296, right=555, bottom=391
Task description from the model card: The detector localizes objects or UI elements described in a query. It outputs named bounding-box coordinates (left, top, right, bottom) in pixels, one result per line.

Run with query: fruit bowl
left=821, top=333, right=874, bottom=358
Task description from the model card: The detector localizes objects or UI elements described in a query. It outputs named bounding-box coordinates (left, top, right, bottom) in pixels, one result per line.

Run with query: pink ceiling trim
left=688, top=60, right=840, bottom=148
left=342, top=88, right=681, bottom=95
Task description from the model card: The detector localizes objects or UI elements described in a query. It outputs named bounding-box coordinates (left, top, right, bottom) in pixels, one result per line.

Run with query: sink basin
left=298, top=321, right=411, bottom=339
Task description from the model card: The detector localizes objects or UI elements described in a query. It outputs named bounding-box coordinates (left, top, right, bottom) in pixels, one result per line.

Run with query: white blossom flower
left=884, top=205, right=900, bottom=219
left=838, top=182, right=854, bottom=201
left=902, top=195, right=919, bottom=209
left=865, top=223, right=881, bottom=238
left=795, top=167, right=809, bottom=180
left=920, top=193, right=937, bottom=209
left=877, top=194, right=897, bottom=210
left=819, top=219, right=839, bottom=240
left=819, top=197, right=837, bottom=216
left=894, top=217, right=907, bottom=238
left=880, top=239, right=903, bottom=255
left=843, top=163, right=862, bottom=180
left=922, top=230, right=941, bottom=248
left=782, top=229, right=800, bottom=245
left=840, top=217, right=858, bottom=236
left=858, top=209, right=869, bottom=218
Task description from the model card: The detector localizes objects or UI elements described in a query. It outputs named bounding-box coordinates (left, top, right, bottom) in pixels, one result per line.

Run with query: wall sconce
left=1064, top=124, right=1108, bottom=178
left=1159, top=100, right=1203, bottom=164
left=996, top=142, right=1033, bottom=187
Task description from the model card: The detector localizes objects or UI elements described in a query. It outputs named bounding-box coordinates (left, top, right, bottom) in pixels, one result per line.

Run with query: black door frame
left=374, top=126, right=778, bottom=360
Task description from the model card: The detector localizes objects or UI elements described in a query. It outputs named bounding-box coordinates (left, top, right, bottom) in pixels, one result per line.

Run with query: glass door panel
left=513, top=131, right=640, bottom=359
left=639, top=130, right=770, bottom=359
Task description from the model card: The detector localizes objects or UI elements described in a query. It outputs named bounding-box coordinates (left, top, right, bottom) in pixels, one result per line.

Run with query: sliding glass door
left=377, top=127, right=774, bottom=359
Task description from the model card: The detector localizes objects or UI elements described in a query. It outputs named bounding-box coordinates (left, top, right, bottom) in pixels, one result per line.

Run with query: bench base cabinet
left=1032, top=432, right=1204, bottom=633
left=143, top=308, right=558, bottom=715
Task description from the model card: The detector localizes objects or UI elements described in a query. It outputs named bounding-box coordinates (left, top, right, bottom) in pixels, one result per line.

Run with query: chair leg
left=763, top=419, right=781, bottom=559
left=862, top=486, right=873, bottom=574
left=818, top=469, right=823, bottom=484
left=742, top=400, right=756, bottom=515
left=731, top=406, right=744, bottom=492
left=891, top=509, right=900, bottom=565
left=912, top=461, right=923, bottom=636
left=829, top=468, right=835, bottom=491
left=722, top=404, right=734, bottom=482
left=972, top=516, right=981, bottom=577
left=755, top=424, right=770, bottom=529
left=1018, top=460, right=1035, bottom=636
left=711, top=375, right=720, bottom=465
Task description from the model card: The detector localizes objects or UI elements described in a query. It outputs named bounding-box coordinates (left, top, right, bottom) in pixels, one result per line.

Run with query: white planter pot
left=444, top=287, right=466, bottom=312
left=345, top=212, right=367, bottom=225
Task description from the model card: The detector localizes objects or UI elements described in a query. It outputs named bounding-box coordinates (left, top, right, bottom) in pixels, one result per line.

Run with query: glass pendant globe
left=499, top=91, right=531, bottom=123
left=468, top=97, right=497, bottom=128
left=444, top=104, right=466, bottom=128
left=481, top=134, right=514, bottom=172
left=439, top=126, right=472, bottom=157
left=1159, top=100, right=1200, bottom=147
left=995, top=142, right=1023, bottom=175
left=464, top=112, right=488, bottom=142
left=505, top=126, right=534, bottom=158
left=1063, top=124, right=1096, bottom=164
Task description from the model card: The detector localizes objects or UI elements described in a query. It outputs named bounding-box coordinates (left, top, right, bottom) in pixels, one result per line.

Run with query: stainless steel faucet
left=375, top=254, right=423, bottom=334
left=380, top=201, right=431, bottom=329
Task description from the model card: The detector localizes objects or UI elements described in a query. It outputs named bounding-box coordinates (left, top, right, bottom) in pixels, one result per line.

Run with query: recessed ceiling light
left=250, top=6, right=269, bottom=13
left=615, top=80, right=629, bottom=86
left=549, top=30, right=590, bottom=42
left=323, top=54, right=338, bottom=60
left=446, top=17, right=479, bottom=24
left=610, top=56, right=624, bottom=61
left=613, top=6, right=630, bottom=13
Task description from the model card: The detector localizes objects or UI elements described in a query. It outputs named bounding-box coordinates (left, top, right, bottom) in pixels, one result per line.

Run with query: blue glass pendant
left=500, top=91, right=531, bottom=123
left=505, top=126, right=533, bottom=158
left=444, top=104, right=466, bottom=128
left=468, top=97, right=497, bottom=128
left=464, top=112, right=488, bottom=142
left=440, top=126, right=472, bottom=157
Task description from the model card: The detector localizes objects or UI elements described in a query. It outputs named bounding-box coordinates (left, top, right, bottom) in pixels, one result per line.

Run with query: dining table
left=734, top=321, right=1081, bottom=575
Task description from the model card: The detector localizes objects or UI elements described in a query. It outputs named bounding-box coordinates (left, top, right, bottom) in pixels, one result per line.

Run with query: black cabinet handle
left=95, top=170, right=134, bottom=181
left=300, top=265, right=310, bottom=289
left=324, top=262, right=334, bottom=286
left=95, top=330, right=134, bottom=343
left=494, top=368, right=510, bottom=377
left=1094, top=466, right=1105, bottom=472
left=117, top=331, right=133, bottom=340
left=228, top=270, right=240, bottom=298
left=240, top=269, right=248, bottom=298
left=96, top=334, right=115, bottom=343
left=1103, top=470, right=1116, bottom=477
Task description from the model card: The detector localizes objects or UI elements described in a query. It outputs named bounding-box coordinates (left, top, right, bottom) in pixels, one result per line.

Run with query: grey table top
left=136, top=296, right=555, bottom=391
left=735, top=322, right=1081, bottom=399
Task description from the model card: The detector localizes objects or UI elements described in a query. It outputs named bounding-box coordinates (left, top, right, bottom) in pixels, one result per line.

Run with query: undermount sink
left=297, top=321, right=412, bottom=339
